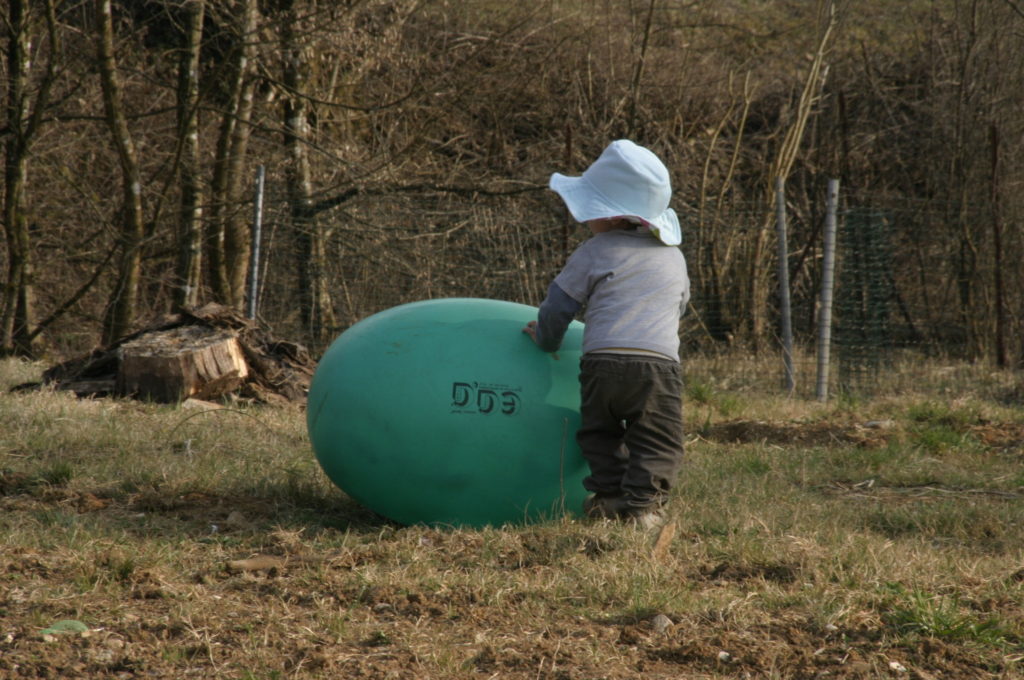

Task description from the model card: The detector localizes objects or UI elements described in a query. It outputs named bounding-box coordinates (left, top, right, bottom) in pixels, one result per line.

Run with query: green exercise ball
left=307, top=298, right=588, bottom=527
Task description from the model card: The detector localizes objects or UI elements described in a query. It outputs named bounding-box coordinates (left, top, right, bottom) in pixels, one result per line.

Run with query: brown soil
left=702, top=419, right=888, bottom=448
left=703, top=418, right=1024, bottom=456
left=1, top=479, right=1017, bottom=679
left=2, top=411, right=1021, bottom=679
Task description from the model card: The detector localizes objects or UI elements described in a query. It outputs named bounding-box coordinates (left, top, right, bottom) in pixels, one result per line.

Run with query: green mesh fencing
left=835, top=209, right=895, bottom=396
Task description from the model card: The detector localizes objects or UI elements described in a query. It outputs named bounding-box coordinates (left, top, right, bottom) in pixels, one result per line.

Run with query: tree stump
left=116, top=326, right=249, bottom=403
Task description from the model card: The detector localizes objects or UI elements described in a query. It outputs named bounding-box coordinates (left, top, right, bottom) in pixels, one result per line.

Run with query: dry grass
left=1, top=358, right=1022, bottom=679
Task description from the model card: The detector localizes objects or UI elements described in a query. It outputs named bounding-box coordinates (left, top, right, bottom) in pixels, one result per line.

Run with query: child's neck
left=586, top=217, right=633, bottom=235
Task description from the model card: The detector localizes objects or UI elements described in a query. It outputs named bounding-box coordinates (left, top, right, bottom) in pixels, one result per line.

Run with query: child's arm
left=523, top=282, right=581, bottom=352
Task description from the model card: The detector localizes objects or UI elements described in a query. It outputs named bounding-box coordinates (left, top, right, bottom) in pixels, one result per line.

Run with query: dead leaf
left=225, top=555, right=286, bottom=573
left=651, top=520, right=677, bottom=561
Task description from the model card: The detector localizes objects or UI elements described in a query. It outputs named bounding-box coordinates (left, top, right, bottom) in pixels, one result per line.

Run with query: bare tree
left=96, top=0, right=146, bottom=344
left=174, top=0, right=206, bottom=308
left=278, top=0, right=335, bottom=343
left=0, top=0, right=1016, bottom=364
left=208, top=0, right=259, bottom=309
left=2, top=0, right=58, bottom=357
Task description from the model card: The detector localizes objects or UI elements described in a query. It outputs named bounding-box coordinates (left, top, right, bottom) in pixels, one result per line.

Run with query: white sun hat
left=549, top=139, right=681, bottom=246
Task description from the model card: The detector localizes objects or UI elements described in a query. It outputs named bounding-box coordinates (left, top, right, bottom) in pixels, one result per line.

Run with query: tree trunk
left=174, top=0, right=206, bottom=309
left=2, top=0, right=34, bottom=356
left=280, top=0, right=335, bottom=345
left=950, top=0, right=983, bottom=359
left=96, top=0, right=146, bottom=344
left=209, top=0, right=258, bottom=309
left=2, top=0, right=57, bottom=357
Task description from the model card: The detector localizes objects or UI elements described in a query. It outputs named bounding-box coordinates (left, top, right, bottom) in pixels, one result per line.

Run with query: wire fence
left=244, top=177, right=1023, bottom=403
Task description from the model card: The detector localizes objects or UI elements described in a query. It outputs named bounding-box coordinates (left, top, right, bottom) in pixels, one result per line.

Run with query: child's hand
left=522, top=320, right=538, bottom=344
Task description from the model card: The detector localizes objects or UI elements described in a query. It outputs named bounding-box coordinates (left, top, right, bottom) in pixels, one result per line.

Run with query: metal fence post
left=247, top=165, right=266, bottom=320
left=816, top=179, right=840, bottom=401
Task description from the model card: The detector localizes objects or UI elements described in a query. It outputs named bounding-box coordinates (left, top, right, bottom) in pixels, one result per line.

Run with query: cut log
left=116, top=326, right=249, bottom=403
left=35, top=302, right=313, bottom=404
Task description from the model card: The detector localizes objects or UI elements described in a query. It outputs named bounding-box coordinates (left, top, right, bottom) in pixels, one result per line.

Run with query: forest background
left=3, top=0, right=1023, bottom=392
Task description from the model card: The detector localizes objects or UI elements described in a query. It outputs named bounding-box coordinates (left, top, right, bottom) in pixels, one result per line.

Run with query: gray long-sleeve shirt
left=535, top=229, right=690, bottom=361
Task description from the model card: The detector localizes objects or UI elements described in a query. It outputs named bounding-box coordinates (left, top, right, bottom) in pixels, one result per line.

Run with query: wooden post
left=816, top=179, right=839, bottom=402
left=775, top=176, right=795, bottom=395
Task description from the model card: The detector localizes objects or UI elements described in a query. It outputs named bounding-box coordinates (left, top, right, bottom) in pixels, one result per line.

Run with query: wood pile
left=39, top=304, right=316, bottom=405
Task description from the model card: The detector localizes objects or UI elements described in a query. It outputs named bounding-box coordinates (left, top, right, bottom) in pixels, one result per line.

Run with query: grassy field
left=1, top=357, right=1022, bottom=679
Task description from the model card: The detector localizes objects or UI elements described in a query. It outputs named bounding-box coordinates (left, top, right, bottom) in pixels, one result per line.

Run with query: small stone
left=718, top=650, right=732, bottom=663
left=90, top=649, right=115, bottom=664
left=651, top=614, right=673, bottom=634
left=889, top=660, right=907, bottom=673
left=224, top=511, right=248, bottom=529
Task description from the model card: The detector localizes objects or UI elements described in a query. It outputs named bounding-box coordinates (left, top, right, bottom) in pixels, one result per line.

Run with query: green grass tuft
left=884, top=586, right=1017, bottom=648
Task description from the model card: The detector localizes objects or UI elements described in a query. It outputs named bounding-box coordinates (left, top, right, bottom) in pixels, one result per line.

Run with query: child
left=522, top=139, right=690, bottom=530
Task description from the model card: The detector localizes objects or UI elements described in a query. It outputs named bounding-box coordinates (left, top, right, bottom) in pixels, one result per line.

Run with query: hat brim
left=550, top=173, right=681, bottom=246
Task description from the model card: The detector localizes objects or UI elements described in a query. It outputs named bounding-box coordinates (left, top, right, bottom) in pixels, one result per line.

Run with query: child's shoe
left=623, top=507, right=667, bottom=532
left=582, top=493, right=620, bottom=519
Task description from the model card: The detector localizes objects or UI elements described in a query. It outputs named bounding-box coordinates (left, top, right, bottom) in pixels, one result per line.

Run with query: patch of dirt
left=0, top=557, right=1014, bottom=678
left=696, top=418, right=1024, bottom=456
left=968, top=422, right=1024, bottom=455
left=2, top=417, right=1020, bottom=679
left=697, top=561, right=800, bottom=584
left=701, top=419, right=891, bottom=448
left=1, top=487, right=1017, bottom=680
left=644, top=620, right=997, bottom=679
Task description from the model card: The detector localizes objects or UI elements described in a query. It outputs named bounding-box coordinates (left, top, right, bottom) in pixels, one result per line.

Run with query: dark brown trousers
left=576, top=354, right=685, bottom=511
